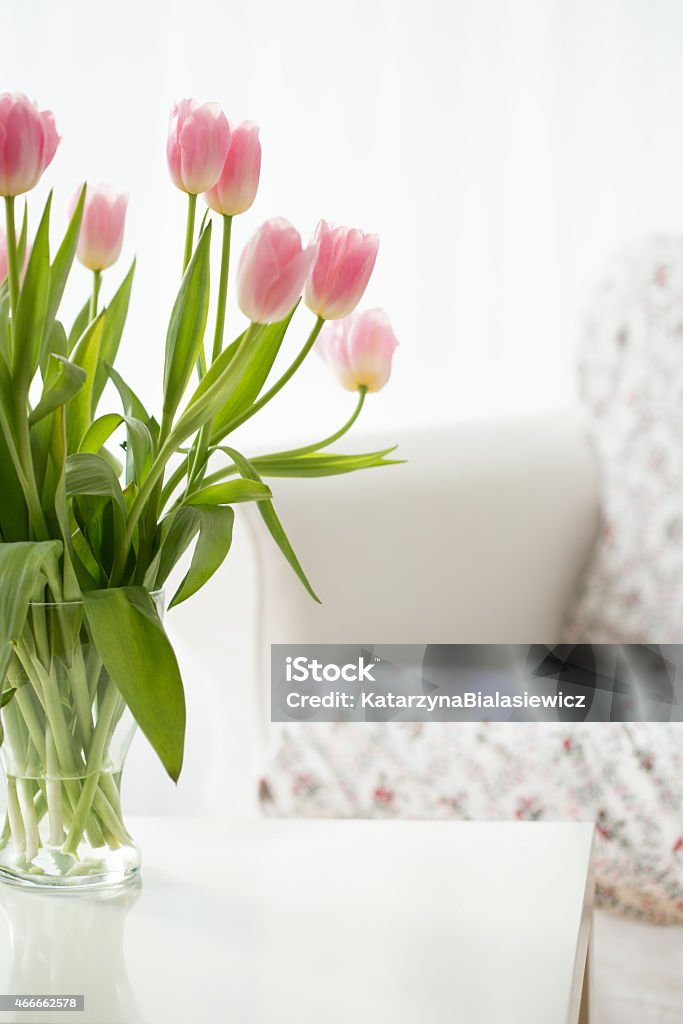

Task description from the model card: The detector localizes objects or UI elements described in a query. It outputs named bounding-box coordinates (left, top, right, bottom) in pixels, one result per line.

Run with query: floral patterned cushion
left=565, top=236, right=683, bottom=642
left=261, top=238, right=683, bottom=923
left=262, top=721, right=683, bottom=924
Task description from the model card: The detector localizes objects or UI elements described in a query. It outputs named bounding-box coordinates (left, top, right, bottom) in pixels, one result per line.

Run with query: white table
left=0, top=818, right=594, bottom=1024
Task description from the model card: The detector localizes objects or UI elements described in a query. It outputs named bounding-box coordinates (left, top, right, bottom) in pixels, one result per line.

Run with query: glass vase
left=0, top=595, right=157, bottom=890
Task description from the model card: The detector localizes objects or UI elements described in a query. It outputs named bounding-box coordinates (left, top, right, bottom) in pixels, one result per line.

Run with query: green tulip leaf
left=0, top=296, right=9, bottom=363
left=68, top=299, right=91, bottom=354
left=0, top=686, right=16, bottom=709
left=79, top=413, right=124, bottom=455
left=0, top=540, right=63, bottom=690
left=29, top=355, right=87, bottom=427
left=168, top=333, right=247, bottom=445
left=123, top=416, right=154, bottom=487
left=162, top=223, right=211, bottom=424
left=251, top=447, right=402, bottom=477
left=92, top=260, right=135, bottom=412
left=65, top=452, right=127, bottom=519
left=82, top=586, right=186, bottom=781
left=210, top=307, right=297, bottom=439
left=152, top=506, right=202, bottom=589
left=13, top=193, right=52, bottom=390
left=221, top=446, right=320, bottom=603
left=185, top=478, right=271, bottom=507
left=46, top=184, right=85, bottom=327
left=169, top=505, right=235, bottom=608
left=39, top=318, right=70, bottom=379
left=0, top=430, right=27, bottom=542
left=66, top=313, right=105, bottom=452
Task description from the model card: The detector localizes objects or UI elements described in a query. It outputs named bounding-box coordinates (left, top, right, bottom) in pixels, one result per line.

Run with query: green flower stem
left=183, top=193, right=197, bottom=273
left=86, top=649, right=103, bottom=702
left=254, top=386, right=367, bottom=461
left=60, top=789, right=74, bottom=831
left=62, top=684, right=121, bottom=856
left=14, top=405, right=49, bottom=541
left=38, top=578, right=95, bottom=748
left=91, top=785, right=131, bottom=846
left=69, top=650, right=95, bottom=749
left=3, top=196, right=20, bottom=317
left=6, top=778, right=26, bottom=857
left=12, top=641, right=100, bottom=843
left=45, top=731, right=64, bottom=846
left=212, top=214, right=232, bottom=363
left=31, top=604, right=50, bottom=668
left=89, top=269, right=102, bottom=321
left=16, top=778, right=39, bottom=862
left=31, top=659, right=82, bottom=776
left=181, top=193, right=210, bottom=380
left=3, top=696, right=29, bottom=771
left=2, top=705, right=29, bottom=859
left=5, top=640, right=131, bottom=857
left=12, top=687, right=46, bottom=763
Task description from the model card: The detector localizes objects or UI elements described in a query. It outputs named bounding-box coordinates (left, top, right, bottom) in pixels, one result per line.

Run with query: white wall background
left=5, top=0, right=683, bottom=814
left=8, top=0, right=683, bottom=447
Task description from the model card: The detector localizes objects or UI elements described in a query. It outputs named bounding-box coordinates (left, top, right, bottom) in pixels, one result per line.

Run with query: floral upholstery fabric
left=565, top=236, right=683, bottom=643
left=261, top=238, right=683, bottom=923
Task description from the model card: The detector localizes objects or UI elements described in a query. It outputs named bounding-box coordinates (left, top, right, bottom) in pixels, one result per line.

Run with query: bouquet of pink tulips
left=0, top=92, right=399, bottom=885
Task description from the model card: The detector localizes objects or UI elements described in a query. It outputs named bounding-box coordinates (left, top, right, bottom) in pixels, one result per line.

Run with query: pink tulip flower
left=166, top=99, right=231, bottom=195
left=73, top=184, right=128, bottom=271
left=237, top=218, right=316, bottom=324
left=204, top=121, right=261, bottom=216
left=0, top=92, right=59, bottom=197
left=304, top=220, right=379, bottom=320
left=317, top=308, right=398, bottom=392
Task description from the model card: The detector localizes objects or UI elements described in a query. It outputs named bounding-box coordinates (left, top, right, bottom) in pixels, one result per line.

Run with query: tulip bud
left=204, top=121, right=261, bottom=216
left=0, top=92, right=59, bottom=197
left=166, top=99, right=231, bottom=195
left=317, top=309, right=398, bottom=393
left=237, top=218, right=316, bottom=324
left=304, top=220, right=379, bottom=320
left=73, top=184, right=128, bottom=271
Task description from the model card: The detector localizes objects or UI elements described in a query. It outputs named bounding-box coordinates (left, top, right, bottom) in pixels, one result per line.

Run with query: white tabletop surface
left=0, top=818, right=595, bottom=1024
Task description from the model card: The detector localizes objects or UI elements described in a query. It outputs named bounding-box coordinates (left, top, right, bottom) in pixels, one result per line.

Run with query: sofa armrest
left=253, top=411, right=599, bottom=649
